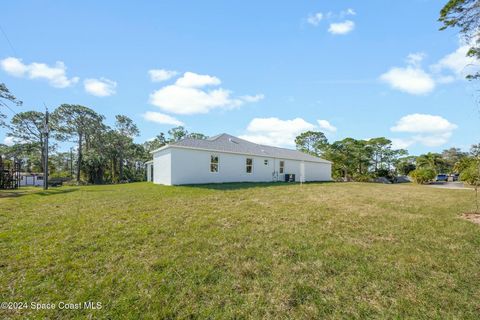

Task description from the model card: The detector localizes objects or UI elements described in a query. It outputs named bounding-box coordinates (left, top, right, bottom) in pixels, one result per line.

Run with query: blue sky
left=1, top=0, right=479, bottom=155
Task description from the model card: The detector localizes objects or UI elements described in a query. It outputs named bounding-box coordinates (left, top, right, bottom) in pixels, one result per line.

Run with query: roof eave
left=152, top=144, right=331, bottom=164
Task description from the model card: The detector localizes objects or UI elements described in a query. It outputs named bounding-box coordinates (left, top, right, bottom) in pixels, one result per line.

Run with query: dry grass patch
left=463, top=212, right=480, bottom=225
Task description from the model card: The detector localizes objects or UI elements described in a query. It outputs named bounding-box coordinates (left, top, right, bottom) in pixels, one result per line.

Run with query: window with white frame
left=279, top=160, right=285, bottom=174
left=246, top=158, right=253, bottom=173
left=210, top=155, right=219, bottom=172
left=264, top=159, right=268, bottom=165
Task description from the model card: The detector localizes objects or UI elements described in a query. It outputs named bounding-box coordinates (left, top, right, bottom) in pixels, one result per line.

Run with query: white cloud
left=84, top=78, right=117, bottom=97
left=328, top=20, right=355, bottom=35
left=343, top=8, right=356, bottom=16
left=307, top=9, right=356, bottom=33
left=381, top=41, right=479, bottom=94
left=240, top=117, right=317, bottom=147
left=431, top=44, right=478, bottom=78
left=3, top=136, right=15, bottom=146
left=380, top=66, right=435, bottom=95
left=0, top=57, right=79, bottom=88
left=240, top=94, right=265, bottom=103
left=391, top=138, right=415, bottom=150
left=142, top=111, right=184, bottom=126
left=317, top=119, right=337, bottom=133
left=150, top=85, right=233, bottom=115
left=148, top=69, right=178, bottom=82
left=413, top=133, right=453, bottom=147
left=391, top=113, right=457, bottom=133
left=390, top=114, right=457, bottom=148
left=307, top=12, right=323, bottom=26
left=0, top=57, right=27, bottom=76
left=406, top=52, right=426, bottom=67
left=175, top=72, right=221, bottom=88
left=149, top=71, right=262, bottom=115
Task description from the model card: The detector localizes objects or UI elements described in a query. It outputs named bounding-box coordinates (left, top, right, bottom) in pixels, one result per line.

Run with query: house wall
left=304, top=161, right=332, bottom=181
left=170, top=148, right=276, bottom=185
left=146, top=163, right=153, bottom=182
left=151, top=147, right=331, bottom=185
left=152, top=149, right=171, bottom=185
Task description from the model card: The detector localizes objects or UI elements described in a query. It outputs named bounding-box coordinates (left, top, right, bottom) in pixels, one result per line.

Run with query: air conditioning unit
left=284, top=174, right=295, bottom=182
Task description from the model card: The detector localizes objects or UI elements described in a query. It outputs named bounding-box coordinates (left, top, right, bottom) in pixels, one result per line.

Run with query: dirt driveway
left=427, top=182, right=474, bottom=190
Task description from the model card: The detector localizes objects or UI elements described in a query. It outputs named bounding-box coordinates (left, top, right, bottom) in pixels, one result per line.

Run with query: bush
left=50, top=171, right=71, bottom=179
left=353, top=174, right=373, bottom=182
left=410, top=167, right=436, bottom=184
left=376, top=168, right=393, bottom=179
left=460, top=162, right=480, bottom=186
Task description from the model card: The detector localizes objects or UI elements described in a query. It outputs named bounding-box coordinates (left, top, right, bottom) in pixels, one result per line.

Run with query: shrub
left=376, top=168, right=393, bottom=178
left=460, top=162, right=480, bottom=186
left=410, top=167, right=436, bottom=184
left=353, top=174, right=373, bottom=182
left=50, top=171, right=71, bottom=179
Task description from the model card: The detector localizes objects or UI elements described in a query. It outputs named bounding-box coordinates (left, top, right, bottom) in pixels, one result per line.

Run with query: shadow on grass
left=0, top=187, right=81, bottom=198
left=182, top=181, right=333, bottom=190
left=33, top=188, right=80, bottom=197
left=0, top=190, right=30, bottom=198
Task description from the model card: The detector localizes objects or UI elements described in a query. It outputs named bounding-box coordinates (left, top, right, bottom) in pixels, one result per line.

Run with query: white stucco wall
left=146, top=162, right=153, bottom=182
left=304, top=161, right=332, bottom=181
left=152, top=149, right=171, bottom=185
left=170, top=148, right=276, bottom=185
left=151, top=147, right=332, bottom=185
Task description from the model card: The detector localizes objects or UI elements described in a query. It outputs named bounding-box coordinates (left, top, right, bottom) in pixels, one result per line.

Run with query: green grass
left=1, top=182, right=479, bottom=319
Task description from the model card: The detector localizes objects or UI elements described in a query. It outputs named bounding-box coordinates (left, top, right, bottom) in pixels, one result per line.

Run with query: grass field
left=1, top=182, right=479, bottom=319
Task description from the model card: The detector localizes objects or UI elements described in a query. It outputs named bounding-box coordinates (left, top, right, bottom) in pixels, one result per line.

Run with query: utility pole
left=43, top=107, right=49, bottom=190
left=70, top=147, right=73, bottom=179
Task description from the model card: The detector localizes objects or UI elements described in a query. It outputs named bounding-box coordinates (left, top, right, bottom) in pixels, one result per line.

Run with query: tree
left=416, top=152, right=447, bottom=173
left=366, top=137, right=407, bottom=175
left=440, top=1, right=480, bottom=211
left=410, top=167, right=436, bottom=184
left=51, top=104, right=105, bottom=182
left=395, top=156, right=417, bottom=176
left=187, top=132, right=208, bottom=140
left=114, top=115, right=139, bottom=181
left=0, top=83, right=22, bottom=127
left=442, top=147, right=468, bottom=172
left=295, top=131, right=328, bottom=156
left=8, top=111, right=48, bottom=171
left=440, top=0, right=480, bottom=79
left=321, top=138, right=373, bottom=180
left=168, top=126, right=188, bottom=142
left=144, top=133, right=167, bottom=153
left=471, top=143, right=480, bottom=157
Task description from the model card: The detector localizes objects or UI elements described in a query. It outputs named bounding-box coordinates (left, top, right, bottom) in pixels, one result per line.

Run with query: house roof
left=153, top=133, right=331, bottom=164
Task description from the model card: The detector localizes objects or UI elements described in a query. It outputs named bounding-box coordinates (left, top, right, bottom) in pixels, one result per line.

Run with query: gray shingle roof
left=163, top=133, right=330, bottom=163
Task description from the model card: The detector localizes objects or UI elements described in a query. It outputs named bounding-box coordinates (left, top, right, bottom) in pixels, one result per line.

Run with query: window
left=210, top=155, right=219, bottom=173
left=264, top=159, right=269, bottom=166
left=279, top=161, right=285, bottom=174
left=150, top=164, right=154, bottom=181
left=246, top=158, right=253, bottom=173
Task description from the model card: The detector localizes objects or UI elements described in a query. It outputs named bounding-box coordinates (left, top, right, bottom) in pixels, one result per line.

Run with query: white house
left=147, top=133, right=332, bottom=185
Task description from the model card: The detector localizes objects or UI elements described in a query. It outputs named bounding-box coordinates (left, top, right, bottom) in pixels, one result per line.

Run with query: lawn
left=0, top=182, right=479, bottom=319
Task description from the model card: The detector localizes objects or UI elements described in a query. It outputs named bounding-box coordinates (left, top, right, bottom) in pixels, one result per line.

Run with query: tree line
left=294, top=130, right=480, bottom=185
left=0, top=85, right=203, bottom=184
left=1, top=82, right=479, bottom=187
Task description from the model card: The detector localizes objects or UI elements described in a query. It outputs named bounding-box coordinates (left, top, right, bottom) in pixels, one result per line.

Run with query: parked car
left=435, top=174, right=448, bottom=182
left=451, top=173, right=459, bottom=181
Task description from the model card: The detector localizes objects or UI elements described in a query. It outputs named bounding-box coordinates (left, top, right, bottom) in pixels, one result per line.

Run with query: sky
left=0, top=0, right=479, bottom=156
